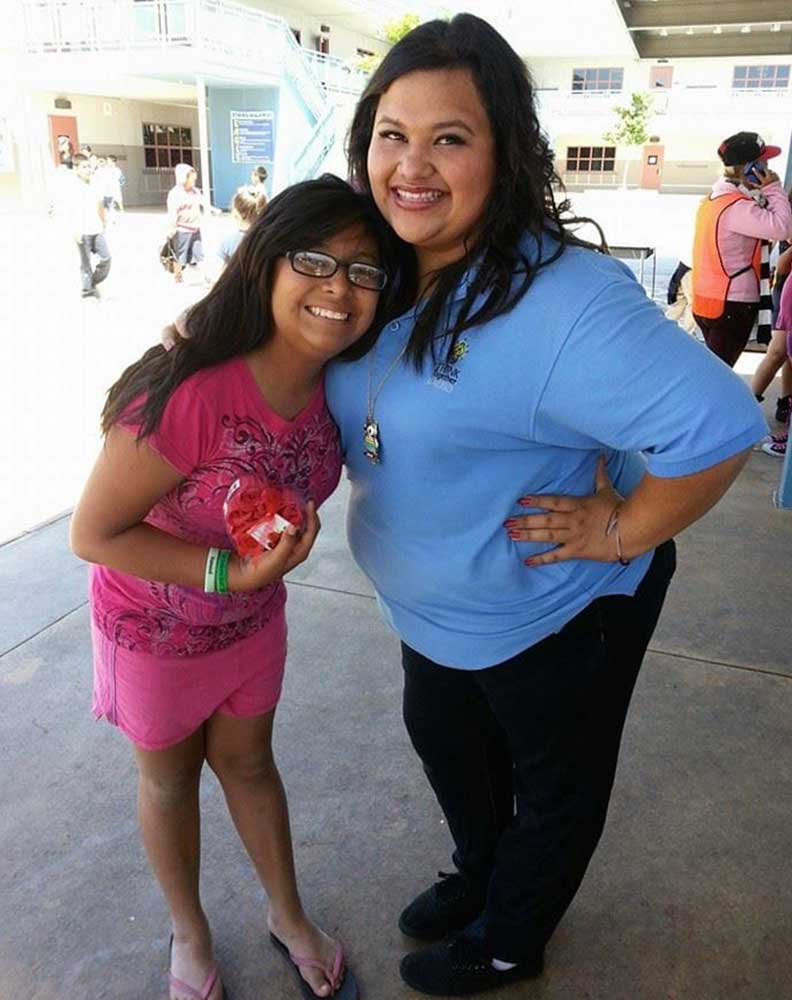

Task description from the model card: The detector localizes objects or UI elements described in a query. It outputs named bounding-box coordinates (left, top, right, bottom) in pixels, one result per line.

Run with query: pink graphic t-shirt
left=90, top=357, right=342, bottom=657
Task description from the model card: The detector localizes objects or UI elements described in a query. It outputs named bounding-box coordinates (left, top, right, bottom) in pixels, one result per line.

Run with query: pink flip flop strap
left=168, top=963, right=219, bottom=1000
left=288, top=943, right=344, bottom=989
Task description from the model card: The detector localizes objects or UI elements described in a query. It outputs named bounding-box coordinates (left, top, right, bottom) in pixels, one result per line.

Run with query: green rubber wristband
left=215, top=549, right=231, bottom=595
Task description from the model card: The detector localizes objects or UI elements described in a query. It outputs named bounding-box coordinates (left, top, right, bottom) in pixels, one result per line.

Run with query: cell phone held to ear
left=743, top=160, right=765, bottom=185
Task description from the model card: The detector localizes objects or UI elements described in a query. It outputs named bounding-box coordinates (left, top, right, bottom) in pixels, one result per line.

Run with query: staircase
left=20, top=0, right=371, bottom=183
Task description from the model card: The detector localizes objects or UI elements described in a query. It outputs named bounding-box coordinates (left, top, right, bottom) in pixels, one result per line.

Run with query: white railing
left=303, top=51, right=370, bottom=96
left=21, top=0, right=333, bottom=117
left=671, top=86, right=792, bottom=114
left=23, top=0, right=194, bottom=51
left=539, top=84, right=792, bottom=120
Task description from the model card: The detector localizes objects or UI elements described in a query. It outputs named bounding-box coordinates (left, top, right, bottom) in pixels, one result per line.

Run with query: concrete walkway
left=2, top=400, right=791, bottom=999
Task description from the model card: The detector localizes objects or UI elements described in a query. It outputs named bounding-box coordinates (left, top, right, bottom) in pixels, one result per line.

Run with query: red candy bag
left=223, top=477, right=305, bottom=558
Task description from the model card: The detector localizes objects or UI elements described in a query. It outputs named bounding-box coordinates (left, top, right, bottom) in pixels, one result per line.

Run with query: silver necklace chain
left=363, top=335, right=410, bottom=464
left=367, top=338, right=409, bottom=419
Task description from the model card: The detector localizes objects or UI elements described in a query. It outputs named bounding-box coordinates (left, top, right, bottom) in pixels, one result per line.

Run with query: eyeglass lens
left=290, top=251, right=387, bottom=290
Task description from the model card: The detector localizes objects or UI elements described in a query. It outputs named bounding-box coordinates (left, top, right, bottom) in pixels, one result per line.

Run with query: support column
left=195, top=73, right=212, bottom=212
left=776, top=441, right=792, bottom=509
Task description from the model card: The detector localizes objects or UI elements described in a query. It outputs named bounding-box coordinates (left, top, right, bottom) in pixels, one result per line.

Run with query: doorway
left=48, top=114, right=79, bottom=166
left=649, top=66, right=674, bottom=90
left=641, top=143, right=664, bottom=191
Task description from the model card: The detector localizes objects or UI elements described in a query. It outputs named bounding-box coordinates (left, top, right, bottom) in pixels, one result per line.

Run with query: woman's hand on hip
left=228, top=501, right=321, bottom=592
left=505, top=456, right=622, bottom=566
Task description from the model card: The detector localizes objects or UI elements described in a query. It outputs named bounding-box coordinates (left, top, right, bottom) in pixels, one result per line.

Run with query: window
left=291, top=28, right=301, bottom=45
left=357, top=47, right=375, bottom=58
left=732, top=65, right=790, bottom=90
left=566, top=145, right=616, bottom=173
left=572, top=67, right=623, bottom=93
left=142, top=122, right=197, bottom=169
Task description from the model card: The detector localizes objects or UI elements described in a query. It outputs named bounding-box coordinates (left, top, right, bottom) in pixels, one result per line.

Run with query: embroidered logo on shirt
left=429, top=339, right=469, bottom=393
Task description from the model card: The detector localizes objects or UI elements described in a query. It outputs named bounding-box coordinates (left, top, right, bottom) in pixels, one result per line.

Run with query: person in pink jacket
left=692, top=132, right=792, bottom=367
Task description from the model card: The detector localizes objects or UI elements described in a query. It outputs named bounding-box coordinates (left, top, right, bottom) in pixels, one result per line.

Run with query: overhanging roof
left=463, top=0, right=637, bottom=58
left=616, top=0, right=792, bottom=58
left=442, top=0, right=792, bottom=61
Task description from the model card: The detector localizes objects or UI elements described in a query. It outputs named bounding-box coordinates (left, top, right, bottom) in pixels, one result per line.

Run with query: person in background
left=69, top=152, right=111, bottom=299
left=80, top=145, right=98, bottom=173
left=166, top=163, right=205, bottom=283
left=761, top=270, right=792, bottom=457
left=57, top=135, right=74, bottom=169
left=249, top=165, right=268, bottom=196
left=665, top=261, right=699, bottom=337
left=692, top=132, right=792, bottom=367
left=49, top=138, right=76, bottom=218
left=218, top=186, right=268, bottom=267
left=752, top=238, right=792, bottom=420
left=101, top=154, right=125, bottom=216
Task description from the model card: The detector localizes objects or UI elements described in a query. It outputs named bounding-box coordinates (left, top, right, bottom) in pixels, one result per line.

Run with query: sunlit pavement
left=0, top=206, right=228, bottom=542
left=1, top=198, right=791, bottom=999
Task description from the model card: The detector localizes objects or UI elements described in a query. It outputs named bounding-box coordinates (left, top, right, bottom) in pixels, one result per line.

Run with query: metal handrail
left=290, top=104, right=337, bottom=184
left=302, top=50, right=370, bottom=95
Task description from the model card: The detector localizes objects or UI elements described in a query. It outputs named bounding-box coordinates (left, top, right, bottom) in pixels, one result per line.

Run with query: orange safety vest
left=692, top=191, right=761, bottom=320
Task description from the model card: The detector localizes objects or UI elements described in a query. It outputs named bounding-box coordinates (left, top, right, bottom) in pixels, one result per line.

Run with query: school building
left=1, top=0, right=791, bottom=211
left=0, top=0, right=441, bottom=211
left=514, top=0, right=792, bottom=193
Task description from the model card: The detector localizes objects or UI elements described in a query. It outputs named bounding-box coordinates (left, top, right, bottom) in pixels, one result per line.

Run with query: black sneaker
left=776, top=394, right=791, bottom=424
left=399, top=872, right=487, bottom=941
left=399, top=932, right=544, bottom=996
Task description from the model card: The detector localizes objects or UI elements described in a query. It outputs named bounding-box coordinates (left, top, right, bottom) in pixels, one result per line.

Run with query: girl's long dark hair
left=102, top=175, right=414, bottom=437
left=347, top=14, right=606, bottom=367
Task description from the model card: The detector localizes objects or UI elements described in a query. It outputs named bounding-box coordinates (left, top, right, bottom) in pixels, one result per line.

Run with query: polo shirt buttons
left=389, top=321, right=400, bottom=331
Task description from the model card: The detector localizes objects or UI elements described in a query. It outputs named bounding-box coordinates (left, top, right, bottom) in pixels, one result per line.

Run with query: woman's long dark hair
left=347, top=14, right=606, bottom=367
left=102, top=175, right=414, bottom=437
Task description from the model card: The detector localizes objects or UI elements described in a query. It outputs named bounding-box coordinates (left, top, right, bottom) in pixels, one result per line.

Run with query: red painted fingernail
left=519, top=497, right=534, bottom=506
left=504, top=519, right=517, bottom=528
left=524, top=558, right=535, bottom=567
left=508, top=531, right=520, bottom=540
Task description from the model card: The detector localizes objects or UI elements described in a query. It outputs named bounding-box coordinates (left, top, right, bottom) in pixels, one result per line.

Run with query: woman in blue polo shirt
left=326, top=15, right=766, bottom=997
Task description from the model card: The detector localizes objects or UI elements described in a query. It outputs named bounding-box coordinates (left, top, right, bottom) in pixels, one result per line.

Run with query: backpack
left=159, top=238, right=177, bottom=273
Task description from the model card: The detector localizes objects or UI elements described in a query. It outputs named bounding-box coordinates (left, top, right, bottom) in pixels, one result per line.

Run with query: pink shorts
left=91, top=611, right=287, bottom=751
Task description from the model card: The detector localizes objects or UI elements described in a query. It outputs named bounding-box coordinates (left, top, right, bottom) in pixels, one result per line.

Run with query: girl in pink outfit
left=762, top=274, right=792, bottom=457
left=70, top=176, right=406, bottom=1000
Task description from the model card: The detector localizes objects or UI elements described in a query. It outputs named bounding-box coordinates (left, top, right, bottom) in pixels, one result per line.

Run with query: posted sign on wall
left=230, top=110, right=274, bottom=164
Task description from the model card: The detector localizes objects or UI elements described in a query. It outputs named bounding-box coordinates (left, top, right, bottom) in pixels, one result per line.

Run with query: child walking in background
left=218, top=186, right=268, bottom=267
left=69, top=152, right=111, bottom=299
left=166, top=163, right=206, bottom=283
left=70, top=176, right=405, bottom=1000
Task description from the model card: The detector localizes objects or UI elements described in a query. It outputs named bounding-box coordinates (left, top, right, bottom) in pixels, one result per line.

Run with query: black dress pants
left=401, top=541, right=676, bottom=962
left=693, top=300, right=758, bottom=368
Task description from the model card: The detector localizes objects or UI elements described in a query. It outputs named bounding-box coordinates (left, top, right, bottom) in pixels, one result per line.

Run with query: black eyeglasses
left=286, top=250, right=388, bottom=291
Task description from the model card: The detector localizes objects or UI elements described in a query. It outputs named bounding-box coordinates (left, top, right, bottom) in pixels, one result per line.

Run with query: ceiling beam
left=621, top=1, right=791, bottom=30
left=634, top=31, right=792, bottom=59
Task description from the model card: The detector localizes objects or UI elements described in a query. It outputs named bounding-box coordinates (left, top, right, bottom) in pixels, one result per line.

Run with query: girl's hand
left=228, top=501, right=320, bottom=592
left=505, top=456, right=622, bottom=566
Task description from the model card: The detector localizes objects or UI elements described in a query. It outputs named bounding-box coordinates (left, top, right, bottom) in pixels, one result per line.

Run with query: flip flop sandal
left=168, top=935, right=230, bottom=1000
left=270, top=931, right=360, bottom=999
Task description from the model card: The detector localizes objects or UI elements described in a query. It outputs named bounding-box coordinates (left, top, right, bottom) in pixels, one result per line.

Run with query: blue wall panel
left=207, top=85, right=279, bottom=210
